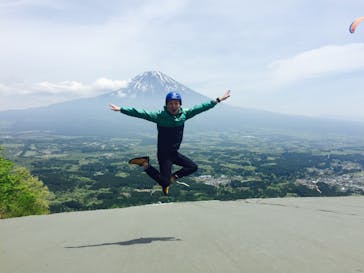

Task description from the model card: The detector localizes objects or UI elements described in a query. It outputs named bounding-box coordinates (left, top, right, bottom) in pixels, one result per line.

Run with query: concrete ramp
left=1, top=197, right=364, bottom=273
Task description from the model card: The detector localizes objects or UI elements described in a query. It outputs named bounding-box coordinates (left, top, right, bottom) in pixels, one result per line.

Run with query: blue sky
left=1, top=0, right=364, bottom=121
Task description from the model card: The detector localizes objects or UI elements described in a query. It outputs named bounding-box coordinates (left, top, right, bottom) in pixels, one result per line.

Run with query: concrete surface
left=1, top=197, right=364, bottom=273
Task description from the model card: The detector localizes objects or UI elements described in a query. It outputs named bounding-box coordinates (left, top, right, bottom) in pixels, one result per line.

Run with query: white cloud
left=0, top=0, right=189, bottom=83
left=1, top=78, right=128, bottom=96
left=0, top=78, right=128, bottom=110
left=268, top=43, right=364, bottom=85
left=93, top=78, right=129, bottom=91
left=35, top=81, right=88, bottom=94
left=34, top=78, right=129, bottom=96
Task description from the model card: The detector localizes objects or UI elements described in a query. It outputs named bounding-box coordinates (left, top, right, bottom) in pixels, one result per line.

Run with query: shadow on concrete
left=65, top=237, right=182, bottom=249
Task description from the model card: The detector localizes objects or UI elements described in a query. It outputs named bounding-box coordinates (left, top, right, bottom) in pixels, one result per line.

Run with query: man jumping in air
left=109, top=90, right=231, bottom=195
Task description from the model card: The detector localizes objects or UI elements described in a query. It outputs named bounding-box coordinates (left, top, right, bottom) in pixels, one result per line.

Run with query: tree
left=0, top=147, right=50, bottom=218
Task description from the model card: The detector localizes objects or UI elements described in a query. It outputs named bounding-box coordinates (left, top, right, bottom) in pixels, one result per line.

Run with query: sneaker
left=170, top=174, right=177, bottom=184
left=128, top=156, right=149, bottom=166
left=162, top=185, right=170, bottom=196
left=171, top=174, right=190, bottom=187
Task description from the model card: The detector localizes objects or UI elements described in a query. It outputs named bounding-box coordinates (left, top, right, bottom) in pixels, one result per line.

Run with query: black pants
left=145, top=151, right=198, bottom=187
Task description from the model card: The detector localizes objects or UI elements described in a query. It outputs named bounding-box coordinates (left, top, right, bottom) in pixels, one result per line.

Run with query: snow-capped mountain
left=0, top=71, right=213, bottom=136
left=103, top=71, right=207, bottom=108
left=123, top=71, right=192, bottom=96
left=1, top=71, right=363, bottom=137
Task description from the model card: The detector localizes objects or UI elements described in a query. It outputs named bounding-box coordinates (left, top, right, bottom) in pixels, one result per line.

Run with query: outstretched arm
left=109, top=103, right=159, bottom=123
left=186, top=90, right=231, bottom=119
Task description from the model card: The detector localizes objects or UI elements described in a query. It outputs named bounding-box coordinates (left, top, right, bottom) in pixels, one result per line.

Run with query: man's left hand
left=218, top=90, right=231, bottom=102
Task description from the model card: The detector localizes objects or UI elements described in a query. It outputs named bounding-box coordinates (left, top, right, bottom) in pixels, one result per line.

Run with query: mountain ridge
left=1, top=71, right=364, bottom=138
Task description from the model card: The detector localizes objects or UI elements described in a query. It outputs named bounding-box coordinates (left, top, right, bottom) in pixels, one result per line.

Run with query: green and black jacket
left=120, top=100, right=217, bottom=152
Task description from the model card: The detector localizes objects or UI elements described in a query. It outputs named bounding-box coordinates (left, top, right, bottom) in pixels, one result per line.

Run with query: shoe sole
left=128, top=156, right=149, bottom=165
left=176, top=181, right=190, bottom=187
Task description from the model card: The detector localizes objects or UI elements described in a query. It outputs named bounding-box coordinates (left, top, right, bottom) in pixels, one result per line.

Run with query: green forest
left=0, top=147, right=50, bottom=218
left=1, top=131, right=364, bottom=217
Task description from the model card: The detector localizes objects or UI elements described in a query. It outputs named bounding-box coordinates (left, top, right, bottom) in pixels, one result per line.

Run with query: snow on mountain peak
left=102, top=71, right=209, bottom=108
left=110, top=71, right=194, bottom=99
left=128, top=71, right=183, bottom=93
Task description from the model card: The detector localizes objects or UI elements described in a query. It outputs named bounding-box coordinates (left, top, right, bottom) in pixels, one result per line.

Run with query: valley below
left=1, top=130, right=363, bottom=213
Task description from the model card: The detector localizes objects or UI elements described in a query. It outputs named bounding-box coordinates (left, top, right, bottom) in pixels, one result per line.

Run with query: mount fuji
left=0, top=71, right=363, bottom=137
left=101, top=71, right=208, bottom=108
left=0, top=71, right=216, bottom=136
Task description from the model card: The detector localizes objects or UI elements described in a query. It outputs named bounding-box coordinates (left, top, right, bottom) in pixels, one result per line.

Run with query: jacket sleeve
left=120, top=107, right=159, bottom=123
left=185, top=100, right=217, bottom=120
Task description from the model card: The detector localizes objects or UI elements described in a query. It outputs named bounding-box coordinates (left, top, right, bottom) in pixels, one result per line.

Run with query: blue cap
left=165, top=92, right=182, bottom=105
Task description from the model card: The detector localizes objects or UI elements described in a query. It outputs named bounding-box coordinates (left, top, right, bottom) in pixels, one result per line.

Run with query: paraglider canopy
left=349, top=16, right=364, bottom=33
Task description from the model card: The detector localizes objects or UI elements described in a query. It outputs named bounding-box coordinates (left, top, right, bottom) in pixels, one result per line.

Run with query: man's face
left=166, top=100, right=181, bottom=115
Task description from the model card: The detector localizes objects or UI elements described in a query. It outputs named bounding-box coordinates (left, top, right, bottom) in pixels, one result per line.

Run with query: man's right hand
left=109, top=104, right=121, bottom=112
